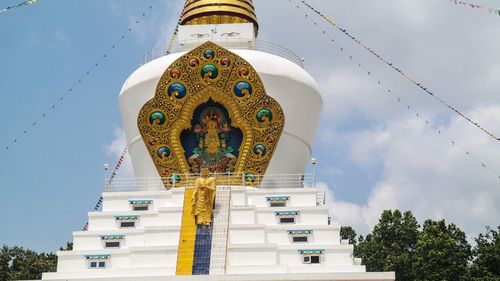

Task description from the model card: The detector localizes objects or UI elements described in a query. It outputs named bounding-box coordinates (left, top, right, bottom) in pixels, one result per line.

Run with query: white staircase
left=209, top=186, right=232, bottom=275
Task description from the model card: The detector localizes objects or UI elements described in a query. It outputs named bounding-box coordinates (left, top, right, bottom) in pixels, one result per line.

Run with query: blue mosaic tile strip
left=266, top=195, right=290, bottom=201
left=129, top=199, right=153, bottom=205
left=99, top=235, right=125, bottom=240
left=274, top=210, right=300, bottom=216
left=298, top=249, right=325, bottom=254
left=287, top=229, right=313, bottom=234
left=192, top=225, right=213, bottom=275
left=114, top=215, right=140, bottom=220
left=84, top=255, right=111, bottom=260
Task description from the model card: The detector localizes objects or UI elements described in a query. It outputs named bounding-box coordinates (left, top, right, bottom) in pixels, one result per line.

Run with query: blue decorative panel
left=180, top=99, right=243, bottom=174
left=192, top=225, right=213, bottom=275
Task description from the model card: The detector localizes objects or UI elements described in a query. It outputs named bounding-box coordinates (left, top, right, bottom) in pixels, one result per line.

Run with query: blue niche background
left=180, top=99, right=243, bottom=173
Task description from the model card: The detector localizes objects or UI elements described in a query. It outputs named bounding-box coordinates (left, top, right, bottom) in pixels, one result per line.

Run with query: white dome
left=119, top=49, right=323, bottom=179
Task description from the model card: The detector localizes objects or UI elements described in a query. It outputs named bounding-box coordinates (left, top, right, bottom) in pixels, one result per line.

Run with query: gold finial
left=181, top=0, right=258, bottom=33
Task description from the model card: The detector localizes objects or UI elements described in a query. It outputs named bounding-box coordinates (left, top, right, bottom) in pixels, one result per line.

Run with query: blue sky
left=1, top=0, right=499, bottom=252
left=0, top=0, right=182, bottom=252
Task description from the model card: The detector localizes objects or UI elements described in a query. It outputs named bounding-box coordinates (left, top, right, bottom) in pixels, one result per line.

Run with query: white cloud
left=324, top=106, right=500, bottom=235
left=104, top=127, right=134, bottom=179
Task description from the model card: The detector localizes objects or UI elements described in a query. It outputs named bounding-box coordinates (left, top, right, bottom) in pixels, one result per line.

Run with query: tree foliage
left=0, top=244, right=63, bottom=281
left=467, top=226, right=500, bottom=281
left=356, top=210, right=419, bottom=281
left=340, top=226, right=358, bottom=245
left=351, top=210, right=499, bottom=281
left=413, top=219, right=471, bottom=281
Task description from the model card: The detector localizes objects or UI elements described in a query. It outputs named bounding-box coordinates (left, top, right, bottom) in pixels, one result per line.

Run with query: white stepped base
left=225, top=265, right=367, bottom=274
left=42, top=267, right=176, bottom=280
left=42, top=272, right=395, bottom=281
left=43, top=186, right=395, bottom=281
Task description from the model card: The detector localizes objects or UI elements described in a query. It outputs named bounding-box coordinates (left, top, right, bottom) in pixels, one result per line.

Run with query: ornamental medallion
left=137, top=41, right=284, bottom=188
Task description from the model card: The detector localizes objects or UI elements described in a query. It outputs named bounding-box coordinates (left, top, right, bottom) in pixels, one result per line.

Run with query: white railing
left=104, top=173, right=315, bottom=192
left=139, top=39, right=304, bottom=68
left=316, top=190, right=326, bottom=206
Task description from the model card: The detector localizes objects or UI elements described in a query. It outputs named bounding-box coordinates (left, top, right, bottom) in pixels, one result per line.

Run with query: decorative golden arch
left=137, top=41, right=284, bottom=188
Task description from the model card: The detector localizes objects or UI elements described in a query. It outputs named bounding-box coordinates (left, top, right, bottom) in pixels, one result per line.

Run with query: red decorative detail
left=170, top=68, right=181, bottom=78
left=189, top=58, right=199, bottom=67
left=238, top=66, right=249, bottom=77
left=220, top=57, right=231, bottom=67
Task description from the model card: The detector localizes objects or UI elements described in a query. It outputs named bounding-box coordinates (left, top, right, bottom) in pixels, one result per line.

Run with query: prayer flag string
left=83, top=146, right=128, bottom=231
left=83, top=7, right=184, bottom=231
left=0, top=5, right=154, bottom=156
left=289, top=0, right=500, bottom=181
left=108, top=146, right=128, bottom=183
left=156, top=5, right=184, bottom=59
left=442, top=0, right=500, bottom=16
left=298, top=0, right=500, bottom=142
left=165, top=19, right=181, bottom=55
left=0, top=0, right=37, bottom=14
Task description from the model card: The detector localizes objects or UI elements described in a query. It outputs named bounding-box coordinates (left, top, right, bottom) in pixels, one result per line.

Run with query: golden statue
left=204, top=118, right=220, bottom=156
left=191, top=166, right=216, bottom=226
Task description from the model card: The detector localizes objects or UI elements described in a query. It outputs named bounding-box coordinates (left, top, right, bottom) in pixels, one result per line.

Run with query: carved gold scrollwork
left=137, top=41, right=284, bottom=188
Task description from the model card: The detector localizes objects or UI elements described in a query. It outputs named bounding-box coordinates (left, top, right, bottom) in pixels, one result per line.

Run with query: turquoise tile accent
left=84, top=255, right=111, bottom=260
left=266, top=196, right=290, bottom=201
left=298, top=249, right=324, bottom=254
left=114, top=215, right=140, bottom=220
left=274, top=210, right=300, bottom=216
left=128, top=200, right=153, bottom=205
left=99, top=235, right=125, bottom=240
left=287, top=229, right=313, bottom=234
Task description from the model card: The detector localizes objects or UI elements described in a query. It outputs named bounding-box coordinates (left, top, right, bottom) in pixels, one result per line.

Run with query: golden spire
left=181, top=0, right=258, bottom=33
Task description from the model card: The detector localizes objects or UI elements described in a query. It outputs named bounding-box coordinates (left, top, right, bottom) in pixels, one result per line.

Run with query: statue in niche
left=191, top=165, right=216, bottom=226
left=182, top=100, right=242, bottom=174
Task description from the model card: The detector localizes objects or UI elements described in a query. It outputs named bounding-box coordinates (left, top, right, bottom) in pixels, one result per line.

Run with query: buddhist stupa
left=41, top=1, right=395, bottom=280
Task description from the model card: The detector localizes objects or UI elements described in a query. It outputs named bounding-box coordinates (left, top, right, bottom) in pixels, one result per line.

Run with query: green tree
left=0, top=243, right=67, bottom=281
left=8, top=246, right=52, bottom=280
left=356, top=209, right=419, bottom=281
left=468, top=226, right=500, bottom=281
left=414, top=219, right=471, bottom=281
left=340, top=226, right=357, bottom=246
left=0, top=245, right=10, bottom=281
left=59, top=242, right=73, bottom=251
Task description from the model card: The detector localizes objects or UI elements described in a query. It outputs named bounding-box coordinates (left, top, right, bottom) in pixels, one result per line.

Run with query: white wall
left=144, top=227, right=180, bottom=246
left=227, top=247, right=277, bottom=266
left=246, top=189, right=317, bottom=207
left=229, top=225, right=266, bottom=244
left=230, top=207, right=256, bottom=225
left=130, top=247, right=178, bottom=268
left=254, top=207, right=329, bottom=226
left=265, top=227, right=340, bottom=246
left=73, top=231, right=144, bottom=251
